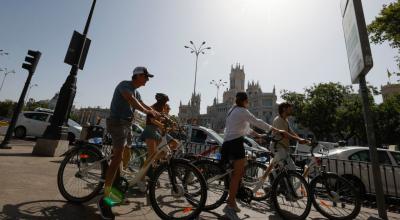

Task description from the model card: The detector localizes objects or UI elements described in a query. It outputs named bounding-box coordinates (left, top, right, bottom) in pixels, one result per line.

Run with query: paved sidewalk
left=0, top=138, right=399, bottom=220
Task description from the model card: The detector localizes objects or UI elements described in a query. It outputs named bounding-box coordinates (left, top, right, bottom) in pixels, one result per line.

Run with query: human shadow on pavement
left=0, top=200, right=99, bottom=220
left=0, top=152, right=35, bottom=157
left=238, top=200, right=282, bottom=219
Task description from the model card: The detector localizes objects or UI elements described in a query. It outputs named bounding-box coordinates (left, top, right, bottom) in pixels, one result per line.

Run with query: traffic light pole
left=1, top=71, right=36, bottom=148
left=0, top=50, right=41, bottom=149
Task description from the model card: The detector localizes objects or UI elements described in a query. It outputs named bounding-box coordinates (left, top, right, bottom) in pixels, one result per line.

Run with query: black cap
left=155, top=93, right=169, bottom=103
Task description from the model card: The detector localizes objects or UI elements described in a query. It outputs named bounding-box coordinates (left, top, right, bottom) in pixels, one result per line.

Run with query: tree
left=23, top=100, right=49, bottom=111
left=375, top=94, right=400, bottom=145
left=281, top=83, right=369, bottom=142
left=368, top=0, right=400, bottom=75
left=0, top=100, right=16, bottom=118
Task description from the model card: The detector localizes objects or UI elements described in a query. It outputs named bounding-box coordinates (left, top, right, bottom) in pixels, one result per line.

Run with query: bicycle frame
left=76, top=133, right=181, bottom=189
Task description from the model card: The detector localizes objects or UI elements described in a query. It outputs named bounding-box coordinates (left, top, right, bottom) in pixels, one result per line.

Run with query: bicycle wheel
left=270, top=170, right=312, bottom=220
left=149, top=159, right=207, bottom=220
left=193, top=159, right=229, bottom=210
left=243, top=161, right=271, bottom=201
left=57, top=147, right=107, bottom=203
left=310, top=173, right=361, bottom=220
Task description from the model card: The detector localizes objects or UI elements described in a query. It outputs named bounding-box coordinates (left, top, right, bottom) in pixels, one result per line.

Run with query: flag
left=387, top=69, right=392, bottom=78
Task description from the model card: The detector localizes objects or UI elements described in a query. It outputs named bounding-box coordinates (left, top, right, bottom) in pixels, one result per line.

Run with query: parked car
left=131, top=123, right=144, bottom=137
left=244, top=136, right=270, bottom=161
left=323, top=146, right=400, bottom=198
left=14, top=109, right=82, bottom=143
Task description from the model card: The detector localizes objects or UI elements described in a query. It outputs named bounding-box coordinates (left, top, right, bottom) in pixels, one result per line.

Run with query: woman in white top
left=222, top=92, right=287, bottom=219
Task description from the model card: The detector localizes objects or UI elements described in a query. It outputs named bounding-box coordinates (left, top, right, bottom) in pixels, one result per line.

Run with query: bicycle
left=194, top=134, right=312, bottom=220
left=303, top=141, right=361, bottom=220
left=57, top=118, right=207, bottom=220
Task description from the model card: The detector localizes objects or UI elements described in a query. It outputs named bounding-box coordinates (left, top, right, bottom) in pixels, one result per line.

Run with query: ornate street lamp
left=184, top=41, right=211, bottom=95
left=210, top=79, right=227, bottom=104
left=0, top=68, right=16, bottom=93
left=25, top=83, right=38, bottom=103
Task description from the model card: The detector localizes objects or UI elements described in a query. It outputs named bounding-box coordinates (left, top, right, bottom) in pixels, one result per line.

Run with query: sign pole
left=341, top=0, right=387, bottom=218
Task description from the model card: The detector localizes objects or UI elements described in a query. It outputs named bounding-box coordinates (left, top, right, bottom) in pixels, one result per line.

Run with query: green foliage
left=0, top=100, right=16, bottom=118
left=375, top=94, right=400, bottom=145
left=69, top=112, right=80, bottom=123
left=368, top=0, right=400, bottom=73
left=23, top=99, right=49, bottom=111
left=281, top=83, right=367, bottom=142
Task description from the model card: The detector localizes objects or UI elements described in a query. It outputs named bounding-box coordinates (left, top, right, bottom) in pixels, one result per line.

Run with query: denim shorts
left=106, top=118, right=133, bottom=149
left=141, top=124, right=162, bottom=141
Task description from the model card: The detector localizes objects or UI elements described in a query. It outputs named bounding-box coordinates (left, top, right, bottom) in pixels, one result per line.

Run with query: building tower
left=230, top=63, right=245, bottom=91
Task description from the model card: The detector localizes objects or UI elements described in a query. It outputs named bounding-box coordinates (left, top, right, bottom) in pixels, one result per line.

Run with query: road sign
left=341, top=0, right=373, bottom=84
left=64, top=31, right=91, bottom=70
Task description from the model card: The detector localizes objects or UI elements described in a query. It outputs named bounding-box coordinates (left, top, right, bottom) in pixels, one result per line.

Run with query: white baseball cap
left=132, top=66, right=154, bottom=78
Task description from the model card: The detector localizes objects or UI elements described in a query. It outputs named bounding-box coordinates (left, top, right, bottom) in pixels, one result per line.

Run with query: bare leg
left=104, top=146, right=124, bottom=196
left=227, top=158, right=246, bottom=208
left=262, top=158, right=275, bottom=179
left=122, top=146, right=131, bottom=170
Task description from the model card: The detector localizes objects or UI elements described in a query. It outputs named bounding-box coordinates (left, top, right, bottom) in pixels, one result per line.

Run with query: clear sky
left=0, top=0, right=398, bottom=115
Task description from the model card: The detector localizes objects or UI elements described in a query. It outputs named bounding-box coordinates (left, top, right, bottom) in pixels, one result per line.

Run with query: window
left=349, top=150, right=370, bottom=162
left=262, top=99, right=272, bottom=107
left=349, top=150, right=392, bottom=165
left=24, top=113, right=49, bottom=122
left=378, top=151, right=391, bottom=165
left=191, top=129, right=207, bottom=144
left=391, top=152, right=400, bottom=165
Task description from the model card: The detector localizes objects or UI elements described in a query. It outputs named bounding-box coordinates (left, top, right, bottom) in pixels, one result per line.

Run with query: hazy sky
left=0, top=0, right=398, bottom=115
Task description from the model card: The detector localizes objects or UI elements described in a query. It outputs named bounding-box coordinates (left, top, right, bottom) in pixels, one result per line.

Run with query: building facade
left=179, top=63, right=278, bottom=133
left=381, top=83, right=400, bottom=101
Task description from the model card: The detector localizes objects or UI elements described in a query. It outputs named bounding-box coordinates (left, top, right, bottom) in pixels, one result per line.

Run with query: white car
left=323, top=146, right=400, bottom=198
left=14, top=110, right=82, bottom=143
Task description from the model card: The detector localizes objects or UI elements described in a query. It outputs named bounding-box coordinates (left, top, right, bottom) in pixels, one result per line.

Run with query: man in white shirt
left=222, top=92, right=287, bottom=220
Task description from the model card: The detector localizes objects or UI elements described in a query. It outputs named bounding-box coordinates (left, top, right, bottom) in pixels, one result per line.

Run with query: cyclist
left=138, top=93, right=170, bottom=190
left=98, top=66, right=160, bottom=220
left=222, top=92, right=287, bottom=220
left=257, top=102, right=310, bottom=189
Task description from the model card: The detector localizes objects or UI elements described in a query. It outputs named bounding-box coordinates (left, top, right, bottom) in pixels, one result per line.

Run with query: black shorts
left=220, top=137, right=245, bottom=163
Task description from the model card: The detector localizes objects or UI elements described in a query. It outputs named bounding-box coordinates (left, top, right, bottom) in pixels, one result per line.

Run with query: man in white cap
left=98, top=66, right=159, bottom=220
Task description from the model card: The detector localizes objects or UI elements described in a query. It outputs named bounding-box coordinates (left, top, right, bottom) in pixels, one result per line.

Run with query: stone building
left=179, top=63, right=278, bottom=133
left=178, top=93, right=201, bottom=124
left=381, top=83, right=400, bottom=101
left=73, top=107, right=146, bottom=128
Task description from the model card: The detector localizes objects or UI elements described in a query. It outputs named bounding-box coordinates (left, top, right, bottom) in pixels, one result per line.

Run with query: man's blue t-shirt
left=109, top=80, right=141, bottom=120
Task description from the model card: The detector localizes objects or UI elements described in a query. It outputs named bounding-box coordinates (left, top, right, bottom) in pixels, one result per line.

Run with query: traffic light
left=22, top=50, right=41, bottom=73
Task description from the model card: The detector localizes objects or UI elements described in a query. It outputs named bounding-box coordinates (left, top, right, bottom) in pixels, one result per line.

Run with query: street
left=0, top=138, right=399, bottom=220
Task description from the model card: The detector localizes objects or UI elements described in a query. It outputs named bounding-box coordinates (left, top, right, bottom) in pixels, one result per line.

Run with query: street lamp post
left=33, top=0, right=97, bottom=156
left=0, top=68, right=16, bottom=93
left=184, top=41, right=211, bottom=95
left=25, top=83, right=38, bottom=103
left=210, top=79, right=227, bottom=104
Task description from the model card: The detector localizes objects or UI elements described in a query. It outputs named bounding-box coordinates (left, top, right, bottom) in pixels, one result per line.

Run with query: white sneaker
left=137, top=181, right=147, bottom=193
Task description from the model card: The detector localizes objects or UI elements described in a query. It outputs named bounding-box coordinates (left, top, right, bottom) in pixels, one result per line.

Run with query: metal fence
left=294, top=154, right=400, bottom=210
left=181, top=142, right=221, bottom=158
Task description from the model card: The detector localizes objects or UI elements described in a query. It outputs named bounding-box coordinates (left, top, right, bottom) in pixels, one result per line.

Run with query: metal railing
left=294, top=154, right=400, bottom=211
